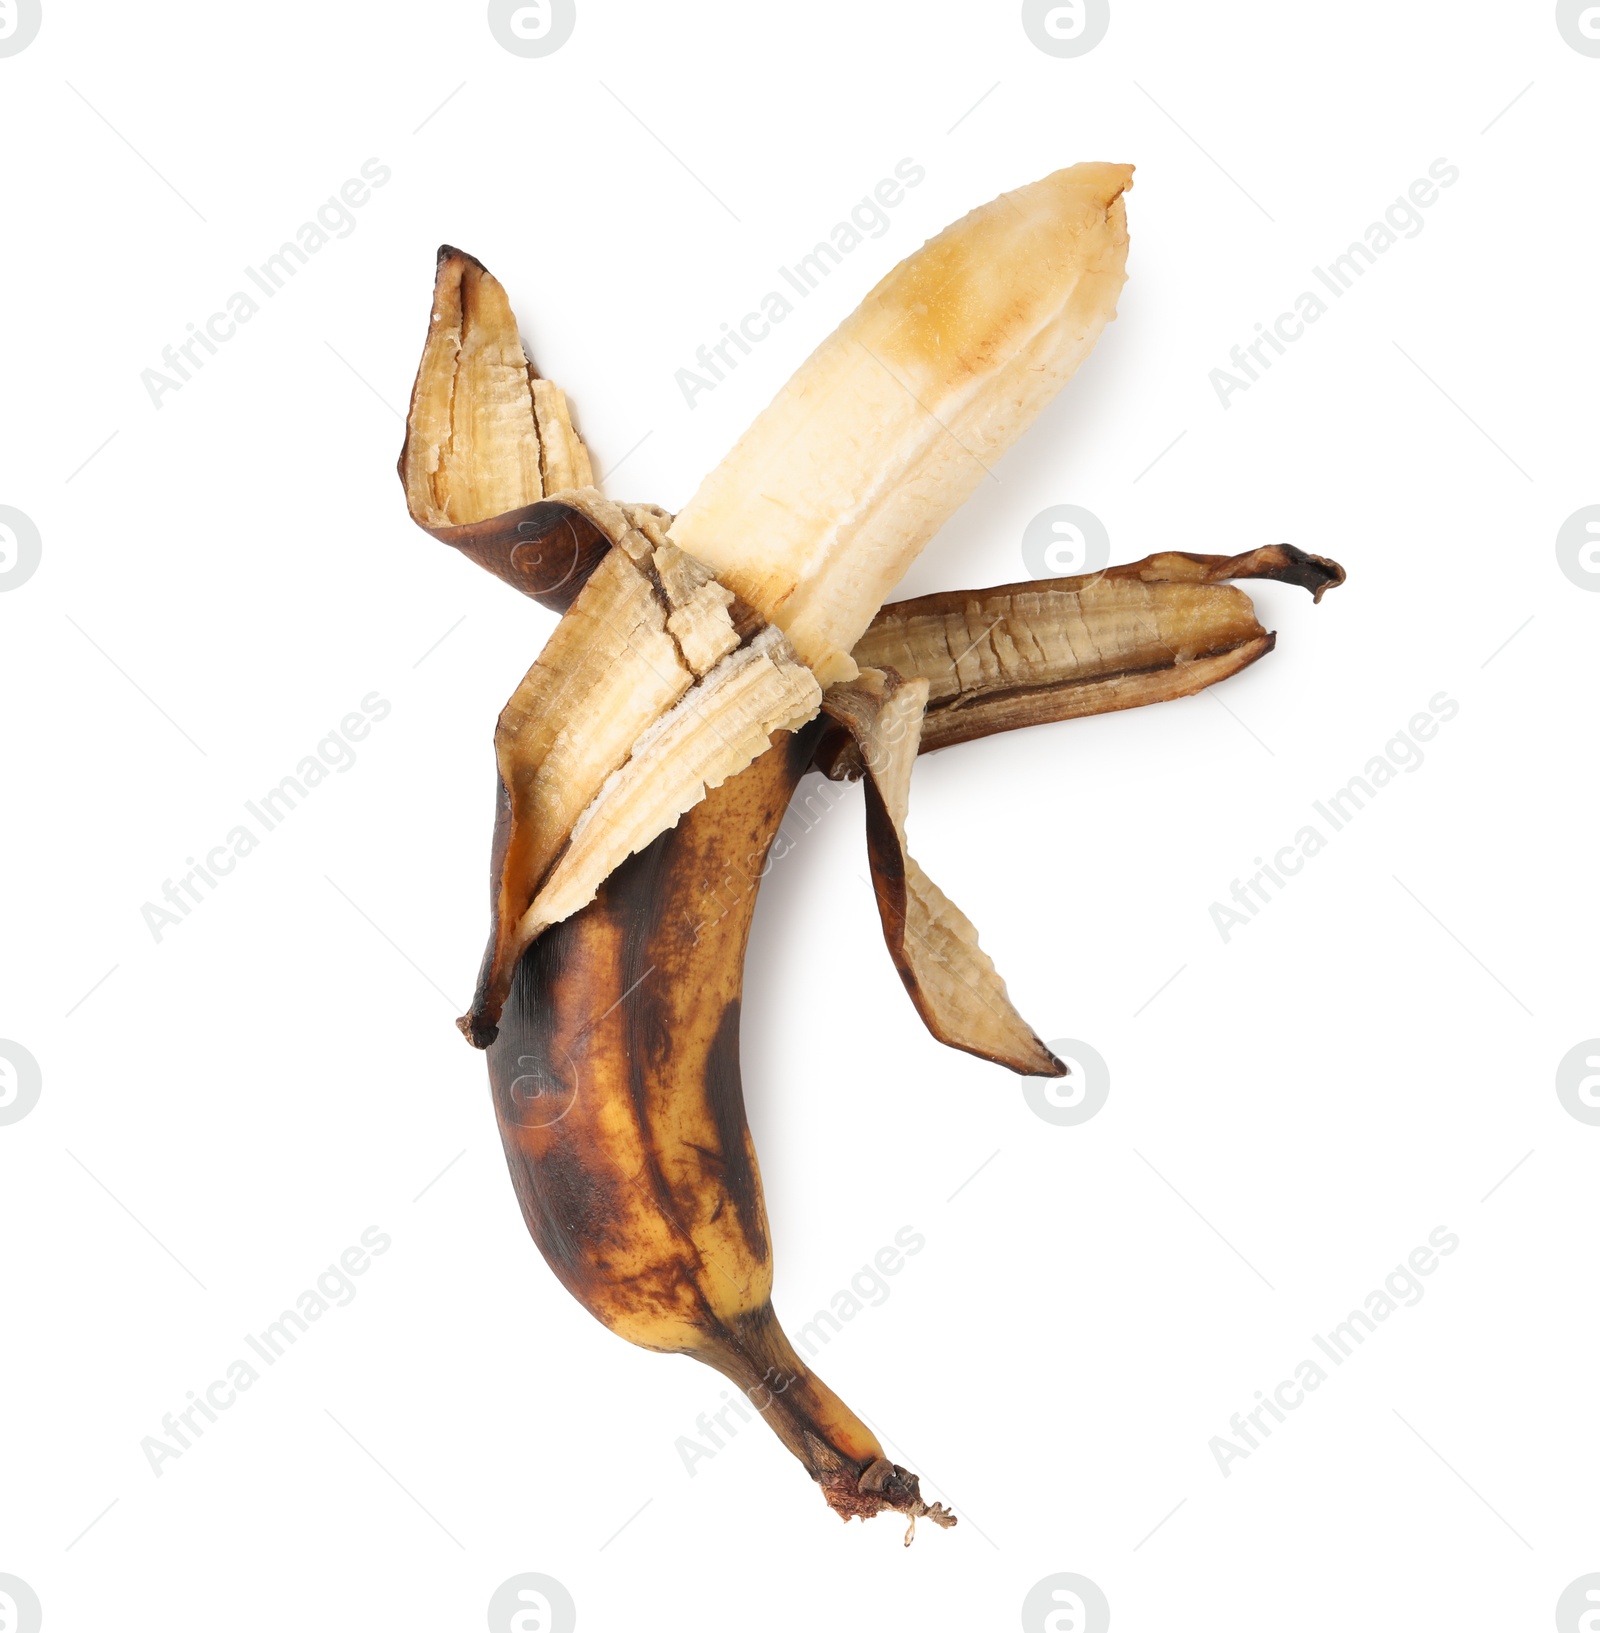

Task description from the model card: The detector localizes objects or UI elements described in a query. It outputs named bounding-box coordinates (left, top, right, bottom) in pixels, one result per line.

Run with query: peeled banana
left=395, top=165, right=1343, bottom=1536
left=669, top=163, right=1135, bottom=686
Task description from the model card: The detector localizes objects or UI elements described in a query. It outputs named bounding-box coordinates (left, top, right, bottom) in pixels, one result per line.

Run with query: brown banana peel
left=832, top=544, right=1345, bottom=763
left=395, top=167, right=1344, bottom=1533
left=821, top=668, right=1063, bottom=1077
left=486, top=720, right=951, bottom=1538
left=399, top=245, right=650, bottom=612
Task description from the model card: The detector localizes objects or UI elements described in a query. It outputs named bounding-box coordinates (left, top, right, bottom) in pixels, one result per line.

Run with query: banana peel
left=821, top=668, right=1062, bottom=1076
left=835, top=544, right=1344, bottom=761
left=400, top=245, right=629, bottom=612
left=395, top=165, right=1345, bottom=1533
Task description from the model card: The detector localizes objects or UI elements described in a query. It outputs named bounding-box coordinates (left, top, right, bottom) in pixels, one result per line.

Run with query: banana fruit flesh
left=394, top=167, right=1345, bottom=1533
left=669, top=163, right=1133, bottom=686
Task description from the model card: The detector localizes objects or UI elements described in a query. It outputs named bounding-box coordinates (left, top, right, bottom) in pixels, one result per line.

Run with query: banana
left=393, top=167, right=1345, bottom=1532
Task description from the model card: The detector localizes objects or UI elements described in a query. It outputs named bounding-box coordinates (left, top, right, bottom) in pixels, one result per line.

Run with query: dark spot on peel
left=703, top=999, right=767, bottom=1264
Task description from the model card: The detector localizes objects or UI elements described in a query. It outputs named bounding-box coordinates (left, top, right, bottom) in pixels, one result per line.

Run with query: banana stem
left=694, top=1304, right=955, bottom=1530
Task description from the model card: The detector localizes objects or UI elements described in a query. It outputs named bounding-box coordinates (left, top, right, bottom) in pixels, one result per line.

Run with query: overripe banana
left=396, top=164, right=1344, bottom=1535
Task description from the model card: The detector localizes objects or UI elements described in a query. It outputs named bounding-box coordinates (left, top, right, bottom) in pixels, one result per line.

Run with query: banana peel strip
left=841, top=545, right=1344, bottom=763
left=399, top=245, right=662, bottom=611
left=410, top=485, right=673, bottom=615
left=462, top=539, right=821, bottom=1047
left=821, top=669, right=1063, bottom=1078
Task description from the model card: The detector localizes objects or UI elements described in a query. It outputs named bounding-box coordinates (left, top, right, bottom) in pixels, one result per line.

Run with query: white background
left=2, top=2, right=1597, bottom=1629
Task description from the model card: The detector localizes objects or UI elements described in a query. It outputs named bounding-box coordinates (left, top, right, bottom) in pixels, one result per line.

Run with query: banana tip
left=457, top=1011, right=498, bottom=1049
left=435, top=242, right=488, bottom=273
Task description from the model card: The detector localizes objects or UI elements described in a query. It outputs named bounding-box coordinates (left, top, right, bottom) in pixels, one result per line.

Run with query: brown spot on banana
left=485, top=723, right=952, bottom=1528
